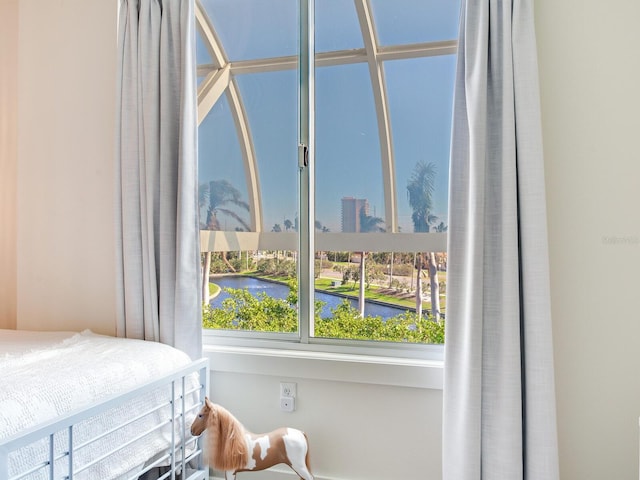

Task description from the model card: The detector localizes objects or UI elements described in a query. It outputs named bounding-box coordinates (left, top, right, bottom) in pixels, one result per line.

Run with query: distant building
left=341, top=197, right=369, bottom=232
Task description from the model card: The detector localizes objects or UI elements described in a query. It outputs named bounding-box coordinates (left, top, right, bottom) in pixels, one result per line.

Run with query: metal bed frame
left=0, top=358, right=209, bottom=480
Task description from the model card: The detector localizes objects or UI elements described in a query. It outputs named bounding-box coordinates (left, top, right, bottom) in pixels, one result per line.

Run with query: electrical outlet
left=280, top=382, right=297, bottom=398
left=280, top=396, right=295, bottom=412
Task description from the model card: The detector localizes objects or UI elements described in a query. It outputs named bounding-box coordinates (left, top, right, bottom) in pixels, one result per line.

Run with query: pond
left=209, top=275, right=412, bottom=320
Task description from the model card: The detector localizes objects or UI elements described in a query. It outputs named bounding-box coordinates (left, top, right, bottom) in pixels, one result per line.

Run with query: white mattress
left=0, top=329, right=200, bottom=480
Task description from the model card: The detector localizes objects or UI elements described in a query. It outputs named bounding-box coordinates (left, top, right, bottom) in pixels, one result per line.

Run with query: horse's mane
left=207, top=403, right=249, bottom=471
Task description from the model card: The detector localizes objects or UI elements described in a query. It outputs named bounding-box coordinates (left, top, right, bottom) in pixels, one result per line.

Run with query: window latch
left=298, top=143, right=309, bottom=169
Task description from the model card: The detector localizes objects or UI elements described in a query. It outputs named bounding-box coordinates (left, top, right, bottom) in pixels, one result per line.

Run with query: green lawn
left=236, top=272, right=444, bottom=312
left=209, top=282, right=221, bottom=297
left=314, top=276, right=445, bottom=311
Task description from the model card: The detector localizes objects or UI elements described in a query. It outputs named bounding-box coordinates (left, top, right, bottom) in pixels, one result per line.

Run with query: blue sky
left=197, top=0, right=459, bottom=233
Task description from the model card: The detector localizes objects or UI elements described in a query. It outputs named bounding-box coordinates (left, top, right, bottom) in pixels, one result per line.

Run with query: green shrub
left=202, top=287, right=297, bottom=332
left=203, top=285, right=444, bottom=344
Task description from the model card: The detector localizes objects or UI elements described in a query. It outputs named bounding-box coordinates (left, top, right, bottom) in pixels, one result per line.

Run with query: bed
left=0, top=329, right=209, bottom=480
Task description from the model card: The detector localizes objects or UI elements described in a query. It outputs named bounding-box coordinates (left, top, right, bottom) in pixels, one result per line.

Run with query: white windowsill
left=203, top=343, right=444, bottom=390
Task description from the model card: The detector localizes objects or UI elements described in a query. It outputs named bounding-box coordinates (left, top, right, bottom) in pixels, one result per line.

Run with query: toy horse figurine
left=190, top=398, right=314, bottom=480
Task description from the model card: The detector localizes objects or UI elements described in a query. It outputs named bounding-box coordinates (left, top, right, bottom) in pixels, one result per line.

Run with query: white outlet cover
left=280, top=382, right=297, bottom=398
left=280, top=396, right=295, bottom=412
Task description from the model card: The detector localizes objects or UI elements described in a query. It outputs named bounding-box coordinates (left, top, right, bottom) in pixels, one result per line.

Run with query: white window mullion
left=298, top=0, right=315, bottom=343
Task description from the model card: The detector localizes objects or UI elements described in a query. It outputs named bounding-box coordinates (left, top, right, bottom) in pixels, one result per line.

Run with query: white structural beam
left=195, top=1, right=225, bottom=67
left=196, top=0, right=263, bottom=232
left=378, top=40, right=457, bottom=61
left=226, top=80, right=263, bottom=232
left=197, top=65, right=230, bottom=125
left=200, top=231, right=447, bottom=254
left=353, top=0, right=397, bottom=232
left=197, top=41, right=456, bottom=77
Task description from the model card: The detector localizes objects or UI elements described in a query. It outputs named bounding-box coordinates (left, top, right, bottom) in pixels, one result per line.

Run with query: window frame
left=196, top=0, right=455, bottom=363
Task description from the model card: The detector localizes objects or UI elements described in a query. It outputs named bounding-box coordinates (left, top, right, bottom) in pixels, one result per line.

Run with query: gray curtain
left=115, top=0, right=202, bottom=360
left=442, top=1, right=559, bottom=479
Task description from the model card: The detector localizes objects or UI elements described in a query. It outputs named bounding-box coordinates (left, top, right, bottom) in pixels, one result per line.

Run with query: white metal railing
left=0, top=358, right=209, bottom=480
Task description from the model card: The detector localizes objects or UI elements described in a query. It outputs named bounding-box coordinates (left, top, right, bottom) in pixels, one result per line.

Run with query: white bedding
left=0, top=330, right=200, bottom=480
left=0, top=329, right=77, bottom=354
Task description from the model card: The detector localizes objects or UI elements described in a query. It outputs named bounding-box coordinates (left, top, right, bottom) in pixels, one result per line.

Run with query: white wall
left=209, top=369, right=442, bottom=480
left=0, top=0, right=18, bottom=329
left=16, top=0, right=118, bottom=334
left=11, top=0, right=640, bottom=479
left=537, top=0, right=640, bottom=479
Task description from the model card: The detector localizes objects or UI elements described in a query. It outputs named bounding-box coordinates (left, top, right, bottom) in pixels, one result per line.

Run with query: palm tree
left=407, top=161, right=441, bottom=321
left=313, top=220, right=330, bottom=273
left=357, top=206, right=385, bottom=316
left=407, top=161, right=437, bottom=233
left=200, top=179, right=250, bottom=231
left=435, top=221, right=447, bottom=233
left=198, top=180, right=250, bottom=304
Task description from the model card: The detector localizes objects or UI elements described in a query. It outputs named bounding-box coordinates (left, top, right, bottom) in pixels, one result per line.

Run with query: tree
left=435, top=221, right=447, bottom=232
left=407, top=161, right=441, bottom=321
left=198, top=180, right=250, bottom=304
left=313, top=220, right=330, bottom=273
left=357, top=206, right=385, bottom=316
left=200, top=179, right=250, bottom=231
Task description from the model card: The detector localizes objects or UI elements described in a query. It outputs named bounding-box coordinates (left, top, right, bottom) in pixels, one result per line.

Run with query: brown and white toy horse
left=190, top=398, right=314, bottom=480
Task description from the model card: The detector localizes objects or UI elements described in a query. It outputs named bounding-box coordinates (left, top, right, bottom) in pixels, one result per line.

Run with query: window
left=197, top=0, right=459, bottom=356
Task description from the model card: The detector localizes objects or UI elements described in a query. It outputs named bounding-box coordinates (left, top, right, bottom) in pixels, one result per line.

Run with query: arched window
left=197, top=0, right=458, bottom=357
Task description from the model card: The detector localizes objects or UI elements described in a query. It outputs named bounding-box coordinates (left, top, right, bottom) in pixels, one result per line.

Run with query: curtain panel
left=115, top=0, right=202, bottom=360
left=442, top=1, right=559, bottom=479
